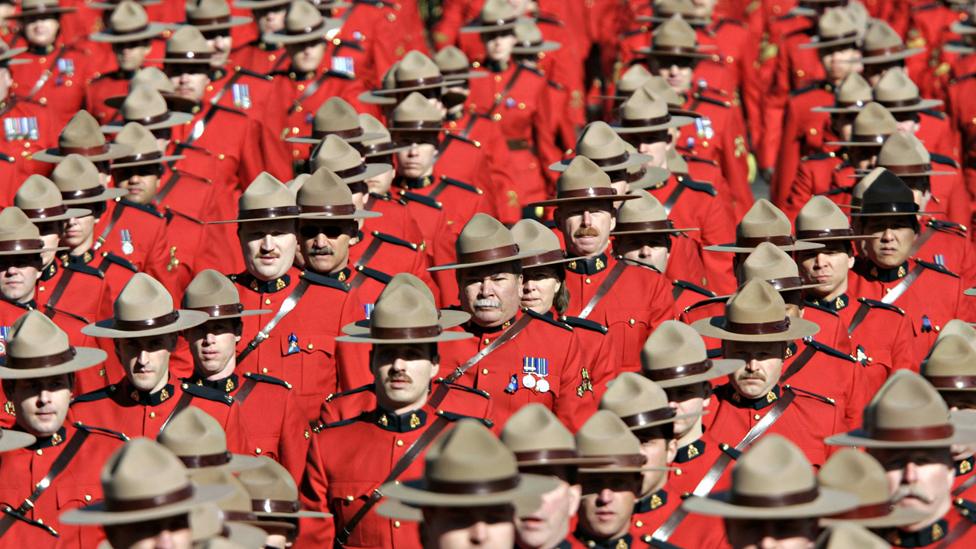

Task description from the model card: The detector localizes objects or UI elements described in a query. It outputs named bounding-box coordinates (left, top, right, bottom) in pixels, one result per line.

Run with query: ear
left=846, top=254, right=855, bottom=270
left=568, top=482, right=583, bottom=517
left=666, top=438, right=679, bottom=464
left=429, top=354, right=440, bottom=382
left=608, top=213, right=616, bottom=233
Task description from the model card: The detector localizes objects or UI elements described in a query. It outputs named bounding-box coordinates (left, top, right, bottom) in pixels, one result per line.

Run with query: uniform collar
left=566, top=253, right=609, bottom=275
left=804, top=293, right=849, bottom=312
left=232, top=271, right=291, bottom=294
left=187, top=373, right=239, bottom=394
left=210, top=67, right=227, bottom=81
left=860, top=259, right=910, bottom=283
left=371, top=408, right=427, bottom=433
left=633, top=488, right=668, bottom=514
left=674, top=439, right=705, bottom=463
left=40, top=260, right=57, bottom=281
left=128, top=383, right=175, bottom=406
left=320, top=268, right=350, bottom=282
left=3, top=296, right=37, bottom=311
left=721, top=384, right=782, bottom=410
left=886, top=519, right=948, bottom=547
left=257, top=40, right=280, bottom=51
left=27, top=43, right=56, bottom=55
left=484, top=59, right=510, bottom=73
left=573, top=530, right=633, bottom=549
left=785, top=341, right=798, bottom=359
left=63, top=250, right=94, bottom=266
left=25, top=426, right=66, bottom=451
left=957, top=456, right=975, bottom=477
left=553, top=541, right=573, bottom=549
left=395, top=174, right=435, bottom=190
left=288, top=69, right=317, bottom=81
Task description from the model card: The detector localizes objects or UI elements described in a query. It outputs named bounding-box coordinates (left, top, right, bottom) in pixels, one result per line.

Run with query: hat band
left=620, top=406, right=677, bottom=429
left=441, top=67, right=470, bottom=77
left=458, top=243, right=520, bottom=264
left=858, top=202, right=919, bottom=215
left=7, top=346, right=77, bottom=369
left=864, top=43, right=908, bottom=56
left=368, top=324, right=443, bottom=339
left=313, top=126, right=364, bottom=139
left=20, top=204, right=67, bottom=219
left=189, top=303, right=245, bottom=317
left=112, top=23, right=151, bottom=36
left=522, top=249, right=567, bottom=268
left=868, top=423, right=954, bottom=441
left=557, top=187, right=618, bottom=200
left=363, top=142, right=397, bottom=156
left=615, top=219, right=674, bottom=232
left=514, top=449, right=579, bottom=462
left=124, top=110, right=173, bottom=126
left=178, top=450, right=232, bottom=468
left=59, top=143, right=110, bottom=156
left=796, top=228, right=854, bottom=239
left=0, top=239, right=44, bottom=252
left=390, top=121, right=443, bottom=130
left=729, top=485, right=819, bottom=507
left=851, top=133, right=888, bottom=144
left=425, top=474, right=520, bottom=495
left=587, top=151, right=630, bottom=168
left=925, top=375, right=976, bottom=390
left=645, top=359, right=712, bottom=381
left=884, top=163, right=932, bottom=175
left=832, top=501, right=895, bottom=519
left=479, top=16, right=517, bottom=27
left=60, top=185, right=108, bottom=201
left=166, top=51, right=212, bottom=61
left=650, top=45, right=703, bottom=55
left=299, top=203, right=357, bottom=215
left=835, top=99, right=867, bottom=108
left=723, top=318, right=791, bottom=335
left=238, top=205, right=301, bottom=220
left=516, top=39, right=545, bottom=48
left=112, top=310, right=180, bottom=331
left=285, top=19, right=326, bottom=36
left=253, top=498, right=301, bottom=513
left=332, top=163, right=368, bottom=180
left=395, top=75, right=444, bottom=88
left=105, top=484, right=195, bottom=512
left=580, top=453, right=647, bottom=468
left=620, top=114, right=672, bottom=128
left=115, top=150, right=164, bottom=165
left=222, top=510, right=259, bottom=522
left=766, top=276, right=804, bottom=291
left=736, top=235, right=795, bottom=248
left=188, top=14, right=232, bottom=26
left=878, top=96, right=922, bottom=109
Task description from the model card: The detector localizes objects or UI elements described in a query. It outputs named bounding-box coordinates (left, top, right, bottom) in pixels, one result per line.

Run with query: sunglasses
left=299, top=221, right=357, bottom=239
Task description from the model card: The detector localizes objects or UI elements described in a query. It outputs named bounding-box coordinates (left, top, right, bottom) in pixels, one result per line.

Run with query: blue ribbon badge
left=287, top=333, right=300, bottom=355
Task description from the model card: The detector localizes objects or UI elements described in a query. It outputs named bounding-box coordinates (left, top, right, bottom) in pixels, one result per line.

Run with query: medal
left=0, top=325, right=8, bottom=362
left=121, top=229, right=134, bottom=255
left=522, top=374, right=536, bottom=389
left=536, top=379, right=550, bottom=393
left=363, top=303, right=375, bottom=319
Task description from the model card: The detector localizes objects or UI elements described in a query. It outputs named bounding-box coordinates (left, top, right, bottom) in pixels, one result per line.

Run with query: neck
left=821, top=279, right=848, bottom=302
left=378, top=395, right=427, bottom=416
left=71, top=234, right=94, bottom=256
left=146, top=371, right=170, bottom=394
left=676, top=420, right=704, bottom=448
left=200, top=359, right=236, bottom=382
left=14, top=288, right=36, bottom=305
left=250, top=267, right=290, bottom=282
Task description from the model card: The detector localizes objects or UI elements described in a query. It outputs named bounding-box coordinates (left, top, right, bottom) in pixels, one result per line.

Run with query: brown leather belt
left=506, top=138, right=531, bottom=151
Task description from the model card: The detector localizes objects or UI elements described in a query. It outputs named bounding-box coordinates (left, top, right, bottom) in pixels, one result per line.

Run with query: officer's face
left=516, top=478, right=581, bottom=549
left=423, top=505, right=516, bottom=549
left=396, top=143, right=438, bottom=179
left=637, top=436, right=676, bottom=495
left=239, top=219, right=298, bottom=281
left=691, top=0, right=718, bottom=18
left=114, top=166, right=162, bottom=206
left=114, top=42, right=151, bottom=72
left=365, top=166, right=396, bottom=194
left=797, top=245, right=854, bottom=299
left=631, top=132, right=671, bottom=170
left=869, top=447, right=954, bottom=532
left=24, top=17, right=59, bottom=47
left=104, top=513, right=192, bottom=549
left=577, top=473, right=641, bottom=540
left=655, top=62, right=694, bottom=95
left=615, top=234, right=670, bottom=272
left=557, top=201, right=616, bottom=257
left=822, top=47, right=862, bottom=82
left=665, top=382, right=711, bottom=441
left=520, top=265, right=561, bottom=314
left=204, top=33, right=232, bottom=68
left=370, top=343, right=439, bottom=410
left=723, top=340, right=786, bottom=399
left=169, top=69, right=211, bottom=102
left=115, top=333, right=177, bottom=393
left=8, top=374, right=73, bottom=437
left=483, top=32, right=517, bottom=63
left=299, top=219, right=355, bottom=275
left=459, top=262, right=523, bottom=327
left=35, top=220, right=63, bottom=267
left=63, top=213, right=96, bottom=251
left=255, top=7, right=287, bottom=33
left=0, top=253, right=41, bottom=302
left=287, top=40, right=327, bottom=73
left=861, top=217, right=916, bottom=269
left=186, top=318, right=241, bottom=377
left=724, top=518, right=818, bottom=549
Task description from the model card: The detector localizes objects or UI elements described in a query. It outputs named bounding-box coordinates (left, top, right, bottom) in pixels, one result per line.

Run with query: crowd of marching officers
left=5, top=0, right=976, bottom=548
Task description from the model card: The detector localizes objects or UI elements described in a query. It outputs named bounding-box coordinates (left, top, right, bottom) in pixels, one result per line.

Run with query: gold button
left=936, top=325, right=942, bottom=332
left=481, top=368, right=489, bottom=375
left=297, top=84, right=305, bottom=92
left=635, top=520, right=644, bottom=528
left=84, top=494, right=92, bottom=502
left=264, top=298, right=272, bottom=305
left=675, top=468, right=683, bottom=476
left=483, top=338, right=490, bottom=345
left=255, top=448, right=262, bottom=454
left=291, top=127, right=300, bottom=134
left=494, top=75, right=502, bottom=83
left=262, top=367, right=268, bottom=373
left=38, top=286, right=44, bottom=292
left=396, top=440, right=404, bottom=447
left=394, top=520, right=401, bottom=528
left=307, top=343, right=314, bottom=350
left=702, top=141, right=710, bottom=148
left=517, top=102, right=526, bottom=110
left=809, top=128, right=818, bottom=136
left=65, top=80, right=72, bottom=87
left=39, top=97, right=47, bottom=105
left=494, top=92, right=502, bottom=100
left=218, top=153, right=225, bottom=160
left=753, top=414, right=761, bottom=420
left=36, top=449, right=43, bottom=456
left=295, top=105, right=303, bottom=113
left=269, top=54, right=276, bottom=61
left=628, top=318, right=635, bottom=326
left=584, top=277, right=591, bottom=284
left=39, top=57, right=46, bottom=63
left=149, top=411, right=156, bottom=419
left=796, top=69, right=805, bottom=78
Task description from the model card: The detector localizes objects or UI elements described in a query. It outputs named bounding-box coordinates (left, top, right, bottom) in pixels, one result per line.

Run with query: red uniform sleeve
left=278, top=393, right=313, bottom=483
left=297, top=434, right=336, bottom=547
left=553, top=331, right=594, bottom=431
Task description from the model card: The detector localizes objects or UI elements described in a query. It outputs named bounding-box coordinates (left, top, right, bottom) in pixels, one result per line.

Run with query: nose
left=758, top=535, right=779, bottom=549
left=138, top=349, right=151, bottom=364
left=745, top=359, right=761, bottom=372
left=598, top=487, right=615, bottom=503
left=469, top=521, right=488, bottom=544
left=670, top=64, right=680, bottom=74
left=880, top=228, right=896, bottom=242
left=314, top=232, right=328, bottom=247
left=904, top=461, right=919, bottom=484
left=261, top=234, right=274, bottom=250
left=581, top=210, right=593, bottom=226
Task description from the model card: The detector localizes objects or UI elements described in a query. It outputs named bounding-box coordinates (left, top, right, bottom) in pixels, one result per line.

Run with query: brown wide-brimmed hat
left=634, top=77, right=703, bottom=118
left=815, top=523, right=890, bottom=549
left=378, top=420, right=558, bottom=516
left=551, top=122, right=652, bottom=172
left=340, top=273, right=470, bottom=337
left=635, top=14, right=715, bottom=59
left=103, top=67, right=199, bottom=113
left=9, top=0, right=76, bottom=19
left=433, top=46, right=487, bottom=81
left=934, top=319, right=976, bottom=342
left=459, top=0, right=519, bottom=33
left=89, top=1, right=168, bottom=43
left=0, top=42, right=27, bottom=66
left=860, top=20, right=923, bottom=64
left=704, top=199, right=824, bottom=253
left=186, top=0, right=251, bottom=32
left=873, top=68, right=942, bottom=112
left=213, top=173, right=301, bottom=224
left=612, top=65, right=652, bottom=100
left=159, top=406, right=264, bottom=472
left=921, top=334, right=976, bottom=392
left=502, top=404, right=614, bottom=468
left=692, top=279, right=820, bottom=343
left=528, top=156, right=640, bottom=208
left=295, top=166, right=382, bottom=220
left=357, top=64, right=400, bottom=106
left=0, top=310, right=106, bottom=379
left=826, top=370, right=976, bottom=448
left=190, top=466, right=294, bottom=537
left=310, top=135, right=391, bottom=184
left=262, top=0, right=339, bottom=45
left=866, top=132, right=955, bottom=178
left=0, top=429, right=36, bottom=452
left=799, top=7, right=861, bottom=50
left=811, top=72, right=872, bottom=114
left=102, top=86, right=194, bottom=133
left=187, top=503, right=269, bottom=548
left=637, top=0, right=709, bottom=26
left=610, top=190, right=698, bottom=235
left=110, top=123, right=186, bottom=168
left=14, top=175, right=90, bottom=222
left=825, top=102, right=897, bottom=148
left=286, top=97, right=383, bottom=145
left=511, top=218, right=581, bottom=269
left=736, top=242, right=826, bottom=293
left=370, top=51, right=463, bottom=99
left=83, top=273, right=210, bottom=338
left=429, top=213, right=544, bottom=271
left=683, top=435, right=858, bottom=519
left=183, top=269, right=270, bottom=320
left=611, top=88, right=695, bottom=134
left=601, top=372, right=704, bottom=433
left=60, top=438, right=233, bottom=526
left=511, top=19, right=560, bottom=55
left=238, top=457, right=330, bottom=518
left=386, top=92, right=447, bottom=134
left=849, top=168, right=935, bottom=218
left=358, top=113, right=411, bottom=158
left=818, top=448, right=927, bottom=528
left=576, top=410, right=673, bottom=474
left=51, top=154, right=128, bottom=205
left=641, top=320, right=744, bottom=387
left=0, top=207, right=65, bottom=256
left=89, top=0, right=163, bottom=11
left=795, top=196, right=878, bottom=242
left=154, top=25, right=216, bottom=65
left=33, top=111, right=134, bottom=164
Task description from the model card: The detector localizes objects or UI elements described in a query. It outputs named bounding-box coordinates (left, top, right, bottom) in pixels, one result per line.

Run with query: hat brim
left=0, top=244, right=66, bottom=256
left=612, top=116, right=696, bottom=133
left=33, top=143, right=134, bottom=164
left=0, top=346, right=106, bottom=379
left=703, top=240, right=825, bottom=253
left=459, top=21, right=519, bottom=34
left=192, top=17, right=253, bottom=33
left=82, top=310, right=211, bottom=339
left=648, top=358, right=745, bottom=388
left=286, top=131, right=385, bottom=145
left=101, top=111, right=195, bottom=133
left=512, top=41, right=561, bottom=54
left=209, top=213, right=301, bottom=225
left=298, top=209, right=382, bottom=221
left=627, top=410, right=705, bottom=431
left=429, top=248, right=548, bottom=272
left=262, top=19, right=340, bottom=46
left=577, top=463, right=674, bottom=474
left=550, top=154, right=653, bottom=173
left=62, top=187, right=129, bottom=205
left=371, top=80, right=467, bottom=97
left=811, top=105, right=866, bottom=114
left=518, top=456, right=619, bottom=467
left=527, top=193, right=642, bottom=208
left=521, top=253, right=587, bottom=270
left=860, top=48, right=924, bottom=65
left=379, top=473, right=558, bottom=512
left=636, top=14, right=710, bottom=26
left=110, top=154, right=186, bottom=168
left=944, top=42, right=975, bottom=55
left=104, top=94, right=199, bottom=114
left=441, top=71, right=489, bottom=80
left=626, top=166, right=676, bottom=191
left=222, top=522, right=272, bottom=547
left=233, top=0, right=297, bottom=8
left=820, top=505, right=929, bottom=529
left=0, top=429, right=36, bottom=452
left=691, top=316, right=820, bottom=343
left=635, top=48, right=714, bottom=59
left=336, top=329, right=474, bottom=345
left=797, top=234, right=880, bottom=242
left=799, top=37, right=860, bottom=50
left=879, top=98, right=943, bottom=113
left=682, top=487, right=859, bottom=519
left=358, top=91, right=398, bottom=106
left=611, top=225, right=699, bottom=235
left=25, top=206, right=91, bottom=222
left=341, top=310, right=471, bottom=336
left=9, top=7, right=77, bottom=18
left=89, top=23, right=168, bottom=43
left=364, top=143, right=412, bottom=157
left=951, top=21, right=976, bottom=35
left=60, top=484, right=234, bottom=526
left=825, top=420, right=976, bottom=449
left=332, top=162, right=392, bottom=184
left=254, top=508, right=331, bottom=519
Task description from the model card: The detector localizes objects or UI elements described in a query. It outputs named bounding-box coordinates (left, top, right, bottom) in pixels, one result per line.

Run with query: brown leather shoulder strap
left=578, top=260, right=627, bottom=320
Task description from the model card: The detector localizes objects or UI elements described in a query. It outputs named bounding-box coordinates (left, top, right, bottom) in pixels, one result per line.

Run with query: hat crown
left=238, top=173, right=295, bottom=213
left=817, top=7, right=857, bottom=40
left=863, top=20, right=903, bottom=51
left=725, top=279, right=789, bottom=326
left=394, top=51, right=442, bottom=84
left=653, top=14, right=698, bottom=49
left=600, top=372, right=670, bottom=418
left=51, top=154, right=101, bottom=193
left=59, top=111, right=108, bottom=150
left=864, top=371, right=952, bottom=433
left=120, top=85, right=169, bottom=121
left=576, top=410, right=644, bottom=458
left=187, top=0, right=232, bottom=19
left=313, top=135, right=363, bottom=172
left=732, top=435, right=817, bottom=501
left=284, top=0, right=325, bottom=33
left=296, top=166, right=355, bottom=208
left=15, top=175, right=65, bottom=211
left=923, top=334, right=976, bottom=378
left=21, top=0, right=60, bottom=10
left=621, top=88, right=669, bottom=122
left=189, top=468, right=251, bottom=513
left=479, top=0, right=517, bottom=24
left=834, top=72, right=872, bottom=104
left=577, top=121, right=630, bottom=162
left=513, top=19, right=543, bottom=43
left=183, top=269, right=241, bottom=310
left=426, top=420, right=519, bottom=484
left=115, top=122, right=161, bottom=157
left=640, top=77, right=683, bottom=107
left=878, top=131, right=928, bottom=167
left=108, top=1, right=150, bottom=32
left=7, top=310, right=70, bottom=360
left=115, top=273, right=176, bottom=322
left=617, top=65, right=651, bottom=95
left=158, top=406, right=231, bottom=458
left=167, top=25, right=215, bottom=56
left=101, top=438, right=192, bottom=503
left=653, top=0, right=698, bottom=18
left=741, top=242, right=800, bottom=282
left=313, top=97, right=359, bottom=133
left=936, top=318, right=976, bottom=343
left=358, top=113, right=393, bottom=146
left=851, top=166, right=889, bottom=200
left=237, top=457, right=300, bottom=501
left=737, top=199, right=793, bottom=241
left=642, top=320, right=709, bottom=372
left=434, top=46, right=470, bottom=72
left=665, top=148, right=688, bottom=174
left=131, top=67, right=177, bottom=94
left=0, top=207, right=42, bottom=243
left=795, top=196, right=851, bottom=233
left=874, top=67, right=920, bottom=103
left=455, top=213, right=519, bottom=261
left=852, top=102, right=897, bottom=137
left=377, top=272, right=437, bottom=305
left=860, top=169, right=915, bottom=207
left=818, top=448, right=894, bottom=505
left=555, top=156, right=614, bottom=198
left=391, top=92, right=441, bottom=124
left=617, top=190, right=668, bottom=225
left=370, top=281, right=441, bottom=331
left=501, top=403, right=576, bottom=454
left=511, top=218, right=561, bottom=255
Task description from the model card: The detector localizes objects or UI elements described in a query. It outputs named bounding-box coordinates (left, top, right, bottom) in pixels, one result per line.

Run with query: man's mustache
left=308, top=246, right=334, bottom=257
left=892, top=485, right=934, bottom=504
left=574, top=227, right=601, bottom=238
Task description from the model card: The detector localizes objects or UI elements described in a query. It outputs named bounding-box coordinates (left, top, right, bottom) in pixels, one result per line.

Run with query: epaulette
left=243, top=371, right=292, bottom=390
left=801, top=301, right=838, bottom=316
left=917, top=258, right=960, bottom=278
left=800, top=151, right=835, bottom=162
left=954, top=498, right=976, bottom=523
left=46, top=304, right=89, bottom=325
left=119, top=198, right=165, bottom=218
left=785, top=384, right=836, bottom=405
left=183, top=382, right=235, bottom=405
left=440, top=175, right=483, bottom=195
left=372, top=231, right=418, bottom=251
left=73, top=421, right=129, bottom=441
left=706, top=348, right=722, bottom=359
left=353, top=0, right=396, bottom=7
left=325, top=383, right=374, bottom=402
left=789, top=81, right=824, bottom=97
left=333, top=38, right=365, bottom=53
left=436, top=409, right=493, bottom=428
left=856, top=297, right=905, bottom=315
left=355, top=264, right=391, bottom=284
left=101, top=252, right=138, bottom=273
left=692, top=92, right=732, bottom=108
left=718, top=442, right=742, bottom=460
left=64, top=261, right=104, bottom=279
left=927, top=218, right=968, bottom=236
left=774, top=12, right=800, bottom=22
left=910, top=2, right=938, bottom=12
left=233, top=66, right=274, bottom=81
left=560, top=315, right=609, bottom=335
left=643, top=536, right=683, bottom=549
left=920, top=108, right=947, bottom=120
left=301, top=269, right=351, bottom=291
left=677, top=177, right=717, bottom=196
left=434, top=378, right=490, bottom=399
left=72, top=384, right=116, bottom=403
left=684, top=154, right=718, bottom=167
left=91, top=70, right=126, bottom=82
left=400, top=191, right=442, bottom=209
left=165, top=208, right=204, bottom=225
left=442, top=133, right=481, bottom=148
left=619, top=257, right=661, bottom=273
left=318, top=415, right=361, bottom=430
left=806, top=340, right=856, bottom=363
left=525, top=308, right=572, bottom=331
left=930, top=152, right=959, bottom=168
left=673, top=279, right=716, bottom=298
left=171, top=141, right=211, bottom=155
left=682, top=294, right=727, bottom=314
left=951, top=72, right=976, bottom=85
